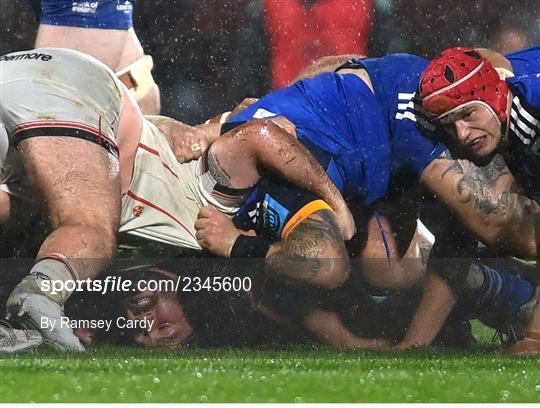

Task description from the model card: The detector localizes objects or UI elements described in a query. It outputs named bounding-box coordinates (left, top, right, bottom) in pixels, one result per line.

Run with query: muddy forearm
left=397, top=272, right=456, bottom=349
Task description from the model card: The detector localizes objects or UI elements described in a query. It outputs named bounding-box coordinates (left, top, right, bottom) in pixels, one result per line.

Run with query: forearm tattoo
left=438, top=151, right=540, bottom=222
left=266, top=210, right=347, bottom=284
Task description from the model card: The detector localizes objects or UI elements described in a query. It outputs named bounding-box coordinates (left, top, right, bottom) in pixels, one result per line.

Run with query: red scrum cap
left=420, top=47, right=509, bottom=124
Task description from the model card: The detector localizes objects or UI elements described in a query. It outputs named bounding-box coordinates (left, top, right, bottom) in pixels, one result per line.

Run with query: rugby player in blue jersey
left=194, top=51, right=539, bottom=296
left=396, top=47, right=540, bottom=355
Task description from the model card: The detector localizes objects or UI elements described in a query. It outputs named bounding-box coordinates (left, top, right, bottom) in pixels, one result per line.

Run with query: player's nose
left=455, top=120, right=471, bottom=143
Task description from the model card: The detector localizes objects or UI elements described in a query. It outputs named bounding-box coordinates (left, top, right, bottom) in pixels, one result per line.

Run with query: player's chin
left=475, top=143, right=497, bottom=158
left=134, top=325, right=188, bottom=349
left=462, top=140, right=497, bottom=163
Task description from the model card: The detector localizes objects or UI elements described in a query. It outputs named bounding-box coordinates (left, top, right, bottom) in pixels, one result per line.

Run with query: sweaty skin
left=421, top=151, right=539, bottom=258
left=201, top=119, right=356, bottom=241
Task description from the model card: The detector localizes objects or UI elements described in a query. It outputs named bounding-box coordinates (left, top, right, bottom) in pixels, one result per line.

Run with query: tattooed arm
left=207, top=120, right=356, bottom=239
left=195, top=206, right=350, bottom=289
left=266, top=210, right=350, bottom=289
left=421, top=152, right=539, bottom=257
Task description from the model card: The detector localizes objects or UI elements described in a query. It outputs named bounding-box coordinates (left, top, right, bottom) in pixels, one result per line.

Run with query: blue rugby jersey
left=230, top=53, right=446, bottom=206
left=503, top=47, right=540, bottom=199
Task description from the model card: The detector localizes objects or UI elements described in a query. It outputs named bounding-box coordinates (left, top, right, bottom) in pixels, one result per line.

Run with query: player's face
left=124, top=285, right=193, bottom=349
left=439, top=103, right=502, bottom=157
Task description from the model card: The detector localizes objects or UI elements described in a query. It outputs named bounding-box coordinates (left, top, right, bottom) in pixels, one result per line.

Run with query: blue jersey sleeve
left=507, top=46, right=540, bottom=76
left=392, top=125, right=447, bottom=177
left=392, top=94, right=447, bottom=178
left=233, top=178, right=332, bottom=241
left=507, top=75, right=540, bottom=110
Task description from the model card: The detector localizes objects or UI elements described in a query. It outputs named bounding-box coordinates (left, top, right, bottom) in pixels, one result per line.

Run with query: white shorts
left=0, top=48, right=242, bottom=252
left=0, top=48, right=123, bottom=163
left=119, top=119, right=209, bottom=250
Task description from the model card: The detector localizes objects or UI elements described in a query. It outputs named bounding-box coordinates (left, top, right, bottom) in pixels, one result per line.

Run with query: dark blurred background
left=1, top=0, right=539, bottom=124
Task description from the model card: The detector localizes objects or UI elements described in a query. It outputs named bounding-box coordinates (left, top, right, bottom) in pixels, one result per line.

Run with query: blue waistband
left=39, top=0, right=134, bottom=29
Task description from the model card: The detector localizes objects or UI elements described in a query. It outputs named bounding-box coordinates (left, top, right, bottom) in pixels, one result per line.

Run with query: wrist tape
left=230, top=234, right=272, bottom=258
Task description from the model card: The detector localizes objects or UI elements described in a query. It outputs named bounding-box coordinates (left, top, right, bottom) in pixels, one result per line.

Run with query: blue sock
left=477, top=263, right=534, bottom=310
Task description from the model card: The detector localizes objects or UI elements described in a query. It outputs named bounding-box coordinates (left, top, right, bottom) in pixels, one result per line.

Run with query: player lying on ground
left=397, top=46, right=540, bottom=355
left=0, top=175, right=431, bottom=351
left=74, top=186, right=533, bottom=350
left=69, top=222, right=537, bottom=351
left=2, top=46, right=536, bottom=350
left=0, top=48, right=353, bottom=351
left=70, top=260, right=311, bottom=349
left=30, top=0, right=161, bottom=114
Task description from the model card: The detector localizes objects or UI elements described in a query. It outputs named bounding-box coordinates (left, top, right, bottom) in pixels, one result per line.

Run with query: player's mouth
left=126, top=290, right=156, bottom=314
left=466, top=135, right=488, bottom=151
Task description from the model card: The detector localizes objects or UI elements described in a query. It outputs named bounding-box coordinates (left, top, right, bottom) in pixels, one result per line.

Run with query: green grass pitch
left=1, top=323, right=539, bottom=403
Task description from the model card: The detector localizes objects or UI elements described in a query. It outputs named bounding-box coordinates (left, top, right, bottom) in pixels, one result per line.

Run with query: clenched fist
left=195, top=206, right=242, bottom=257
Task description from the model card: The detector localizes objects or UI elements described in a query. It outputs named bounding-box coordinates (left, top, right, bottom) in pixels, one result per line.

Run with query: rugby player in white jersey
left=0, top=48, right=354, bottom=351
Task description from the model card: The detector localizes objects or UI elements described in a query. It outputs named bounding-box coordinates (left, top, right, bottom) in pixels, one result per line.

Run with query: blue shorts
left=38, top=0, right=134, bottom=29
